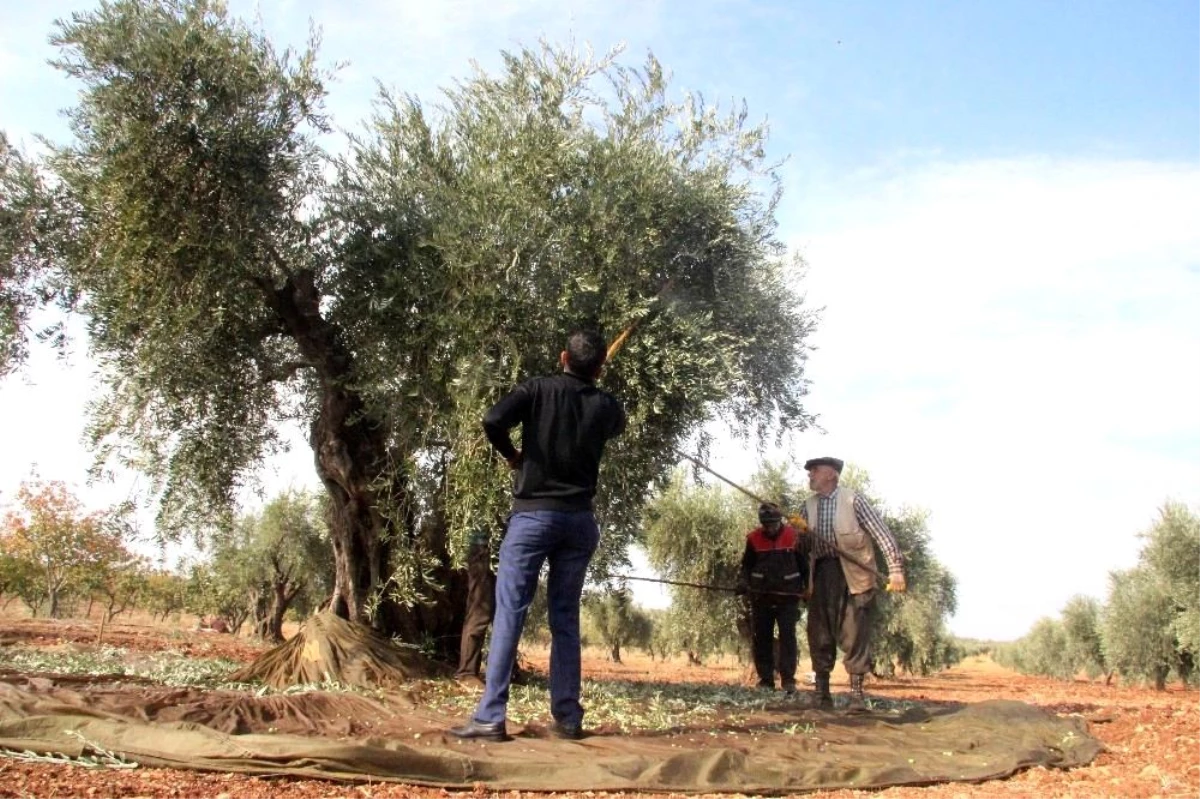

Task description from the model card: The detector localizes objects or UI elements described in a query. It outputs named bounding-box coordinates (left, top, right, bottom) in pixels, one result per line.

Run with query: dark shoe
left=846, top=673, right=869, bottom=714
left=550, top=721, right=585, bottom=740
left=449, top=719, right=509, bottom=742
left=813, top=672, right=833, bottom=709
left=756, top=679, right=774, bottom=691
left=781, top=681, right=797, bottom=696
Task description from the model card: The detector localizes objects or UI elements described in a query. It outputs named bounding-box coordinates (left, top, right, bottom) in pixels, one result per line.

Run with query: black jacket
left=483, top=371, right=626, bottom=511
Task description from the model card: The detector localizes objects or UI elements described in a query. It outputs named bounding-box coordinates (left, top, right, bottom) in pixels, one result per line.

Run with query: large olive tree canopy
left=1, top=0, right=816, bottom=641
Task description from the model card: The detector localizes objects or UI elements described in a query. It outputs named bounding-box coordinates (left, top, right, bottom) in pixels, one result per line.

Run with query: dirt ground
left=0, top=610, right=1195, bottom=799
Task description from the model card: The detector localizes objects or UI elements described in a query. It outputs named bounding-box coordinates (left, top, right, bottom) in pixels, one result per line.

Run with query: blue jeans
left=474, top=510, right=600, bottom=726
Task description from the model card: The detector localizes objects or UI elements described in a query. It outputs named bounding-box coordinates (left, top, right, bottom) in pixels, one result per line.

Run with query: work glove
left=886, top=571, right=907, bottom=594
left=788, top=514, right=809, bottom=534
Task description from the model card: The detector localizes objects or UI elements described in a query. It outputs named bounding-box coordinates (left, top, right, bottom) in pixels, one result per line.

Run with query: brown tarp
left=0, top=675, right=1103, bottom=793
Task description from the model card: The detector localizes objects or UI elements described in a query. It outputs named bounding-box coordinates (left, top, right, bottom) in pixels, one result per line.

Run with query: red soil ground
left=0, top=611, right=1195, bottom=799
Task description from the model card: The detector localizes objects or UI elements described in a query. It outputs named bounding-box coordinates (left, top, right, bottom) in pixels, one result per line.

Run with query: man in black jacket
left=450, top=329, right=626, bottom=742
left=739, top=502, right=807, bottom=694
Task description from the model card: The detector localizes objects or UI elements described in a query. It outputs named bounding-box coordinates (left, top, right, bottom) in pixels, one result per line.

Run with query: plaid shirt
left=799, top=488, right=904, bottom=574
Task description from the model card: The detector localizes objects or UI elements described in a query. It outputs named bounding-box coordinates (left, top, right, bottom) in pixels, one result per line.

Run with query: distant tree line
left=0, top=470, right=964, bottom=678
left=994, top=502, right=1198, bottom=690
left=0, top=480, right=330, bottom=641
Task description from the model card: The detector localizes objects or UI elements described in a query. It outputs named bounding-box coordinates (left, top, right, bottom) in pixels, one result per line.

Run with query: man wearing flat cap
left=798, top=456, right=906, bottom=712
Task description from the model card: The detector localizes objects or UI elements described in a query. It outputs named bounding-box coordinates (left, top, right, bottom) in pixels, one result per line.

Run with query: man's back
left=483, top=372, right=625, bottom=511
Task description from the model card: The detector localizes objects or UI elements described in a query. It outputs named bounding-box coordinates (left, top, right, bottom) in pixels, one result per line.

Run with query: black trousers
left=751, top=599, right=800, bottom=686
left=807, top=556, right=875, bottom=675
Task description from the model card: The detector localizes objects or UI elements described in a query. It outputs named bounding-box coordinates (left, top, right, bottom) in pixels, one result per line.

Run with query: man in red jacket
left=739, top=502, right=807, bottom=694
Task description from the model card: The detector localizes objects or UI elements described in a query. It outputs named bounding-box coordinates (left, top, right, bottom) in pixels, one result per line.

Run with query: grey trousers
left=806, top=556, right=875, bottom=675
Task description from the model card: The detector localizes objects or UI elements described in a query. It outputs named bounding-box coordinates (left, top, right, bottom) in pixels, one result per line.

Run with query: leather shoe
left=449, top=719, right=509, bottom=742
left=550, top=720, right=585, bottom=740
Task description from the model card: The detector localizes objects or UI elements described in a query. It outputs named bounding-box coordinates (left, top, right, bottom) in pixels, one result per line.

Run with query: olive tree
left=1101, top=567, right=1179, bottom=689
left=643, top=470, right=754, bottom=664
left=1060, top=595, right=1109, bottom=681
left=582, top=588, right=653, bottom=663
left=1138, top=502, right=1199, bottom=666
left=244, top=490, right=333, bottom=641
left=4, top=0, right=815, bottom=673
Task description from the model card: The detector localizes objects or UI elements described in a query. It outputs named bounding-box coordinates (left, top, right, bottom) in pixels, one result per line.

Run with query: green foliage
left=0, top=132, right=68, bottom=375
left=583, top=588, right=653, bottom=661
left=518, top=577, right=551, bottom=645
left=865, top=503, right=961, bottom=677
left=1060, top=595, right=1107, bottom=680
left=45, top=0, right=331, bottom=536
left=996, top=618, right=1077, bottom=680
left=1101, top=566, right=1180, bottom=688
left=184, top=559, right=253, bottom=633
left=643, top=469, right=752, bottom=661
left=999, top=503, right=1197, bottom=688
left=952, top=638, right=1000, bottom=659
left=998, top=592, right=1148, bottom=684
left=0, top=550, right=38, bottom=610
left=336, top=42, right=818, bottom=577
left=186, top=490, right=332, bottom=637
left=427, top=675, right=805, bottom=732
left=82, top=552, right=149, bottom=623
left=1137, top=502, right=1200, bottom=661
left=244, top=489, right=334, bottom=621
left=0, top=644, right=243, bottom=688
left=141, top=568, right=188, bottom=621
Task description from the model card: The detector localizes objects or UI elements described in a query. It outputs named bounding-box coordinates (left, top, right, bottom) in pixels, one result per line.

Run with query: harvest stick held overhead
left=672, top=447, right=888, bottom=585
left=605, top=279, right=676, bottom=362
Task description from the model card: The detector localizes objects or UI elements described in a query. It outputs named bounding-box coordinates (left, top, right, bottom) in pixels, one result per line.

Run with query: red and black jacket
left=740, top=524, right=807, bottom=602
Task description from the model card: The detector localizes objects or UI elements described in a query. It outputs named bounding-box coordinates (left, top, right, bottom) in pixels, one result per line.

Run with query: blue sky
left=1, top=0, right=1197, bottom=641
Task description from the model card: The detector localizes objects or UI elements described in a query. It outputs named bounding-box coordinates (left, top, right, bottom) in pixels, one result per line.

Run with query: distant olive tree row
left=994, top=502, right=1198, bottom=689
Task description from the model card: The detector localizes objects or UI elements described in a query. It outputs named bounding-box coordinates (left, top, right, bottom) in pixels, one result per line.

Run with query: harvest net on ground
left=0, top=669, right=1102, bottom=793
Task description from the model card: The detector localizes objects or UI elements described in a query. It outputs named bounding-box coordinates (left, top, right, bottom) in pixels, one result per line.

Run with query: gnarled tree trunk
left=262, top=270, right=410, bottom=630
left=254, top=270, right=466, bottom=670
left=255, top=579, right=301, bottom=643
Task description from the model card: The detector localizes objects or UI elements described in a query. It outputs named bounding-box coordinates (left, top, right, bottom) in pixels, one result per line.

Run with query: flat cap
left=803, top=456, right=844, bottom=473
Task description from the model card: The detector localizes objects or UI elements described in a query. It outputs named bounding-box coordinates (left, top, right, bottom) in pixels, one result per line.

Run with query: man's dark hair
left=565, top=329, right=606, bottom=378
